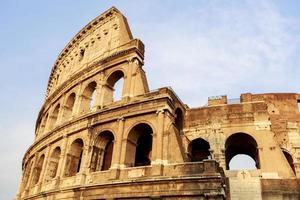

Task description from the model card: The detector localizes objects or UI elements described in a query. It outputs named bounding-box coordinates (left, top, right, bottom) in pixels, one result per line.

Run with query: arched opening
left=229, top=154, right=257, bottom=170
left=282, top=149, right=296, bottom=175
left=31, top=155, right=45, bottom=186
left=21, top=159, right=33, bottom=191
left=297, top=100, right=300, bottom=111
left=46, top=147, right=61, bottom=180
left=105, top=70, right=124, bottom=103
left=80, top=81, right=97, bottom=113
left=49, top=104, right=60, bottom=130
left=125, top=123, right=153, bottom=167
left=90, top=131, right=114, bottom=172
left=63, top=93, right=76, bottom=120
left=225, top=133, right=259, bottom=170
left=188, top=138, right=211, bottom=162
left=38, top=113, right=48, bottom=135
left=175, top=108, right=184, bottom=132
left=64, top=139, right=84, bottom=177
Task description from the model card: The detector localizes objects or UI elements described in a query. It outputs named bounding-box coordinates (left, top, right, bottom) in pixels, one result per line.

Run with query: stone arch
left=38, top=113, right=49, bottom=135
left=63, top=93, right=76, bottom=120
left=46, top=147, right=61, bottom=180
left=225, top=132, right=260, bottom=170
left=80, top=81, right=97, bottom=113
left=282, top=148, right=296, bottom=175
left=31, top=154, right=45, bottom=186
left=124, top=123, right=153, bottom=167
left=104, top=70, right=125, bottom=103
left=21, top=159, right=33, bottom=191
left=174, top=108, right=184, bottom=132
left=90, top=131, right=115, bottom=172
left=48, top=104, right=60, bottom=130
left=64, top=138, right=84, bottom=177
left=188, top=138, right=211, bottom=162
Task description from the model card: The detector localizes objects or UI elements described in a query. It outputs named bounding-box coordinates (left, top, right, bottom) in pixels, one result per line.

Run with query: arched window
left=297, top=100, right=300, bottom=111
left=188, top=138, right=211, bottom=162
left=125, top=123, right=153, bottom=167
left=46, top=147, right=61, bottom=180
left=105, top=70, right=124, bottom=103
left=175, top=108, right=183, bottom=132
left=31, top=155, right=45, bottom=186
left=282, top=149, right=296, bottom=175
left=49, top=104, right=60, bottom=130
left=80, top=81, right=97, bottom=113
left=90, top=131, right=114, bottom=172
left=63, top=93, right=76, bottom=120
left=225, top=133, right=259, bottom=170
left=65, top=139, right=84, bottom=177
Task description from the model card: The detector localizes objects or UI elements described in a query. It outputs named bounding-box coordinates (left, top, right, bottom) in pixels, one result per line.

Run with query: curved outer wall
left=16, top=7, right=300, bottom=200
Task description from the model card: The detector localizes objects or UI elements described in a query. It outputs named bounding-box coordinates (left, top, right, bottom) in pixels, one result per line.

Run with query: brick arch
left=63, top=92, right=76, bottom=120
left=225, top=132, right=260, bottom=170
left=80, top=81, right=97, bottom=113
left=188, top=137, right=211, bottom=162
left=48, top=103, right=61, bottom=130
left=64, top=138, right=84, bottom=177
left=103, top=69, right=126, bottom=103
left=124, top=122, right=154, bottom=167
left=45, top=146, right=62, bottom=180
left=90, top=130, right=115, bottom=172
left=31, top=154, right=45, bottom=186
left=281, top=148, right=296, bottom=175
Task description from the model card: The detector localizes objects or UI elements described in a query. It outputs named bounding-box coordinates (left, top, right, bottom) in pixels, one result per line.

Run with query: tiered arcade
left=16, top=7, right=300, bottom=200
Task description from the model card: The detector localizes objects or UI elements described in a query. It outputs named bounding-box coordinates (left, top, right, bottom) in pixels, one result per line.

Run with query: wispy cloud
left=139, top=0, right=300, bottom=106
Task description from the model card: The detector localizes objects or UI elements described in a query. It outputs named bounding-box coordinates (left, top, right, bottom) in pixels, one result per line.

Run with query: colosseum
left=16, top=7, right=300, bottom=200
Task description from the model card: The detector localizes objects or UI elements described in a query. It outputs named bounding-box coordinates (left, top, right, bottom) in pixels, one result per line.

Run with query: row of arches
left=188, top=133, right=297, bottom=172
left=22, top=130, right=297, bottom=191
left=26, top=123, right=154, bottom=189
left=38, top=70, right=125, bottom=136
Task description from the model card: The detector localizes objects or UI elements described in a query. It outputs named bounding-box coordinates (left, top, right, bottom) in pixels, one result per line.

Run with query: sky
left=0, top=0, right=300, bottom=199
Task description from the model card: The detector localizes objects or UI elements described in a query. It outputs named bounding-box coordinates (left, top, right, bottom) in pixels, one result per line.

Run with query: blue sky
left=0, top=1, right=300, bottom=199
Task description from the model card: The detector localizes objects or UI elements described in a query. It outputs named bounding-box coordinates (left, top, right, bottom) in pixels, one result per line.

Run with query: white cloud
left=140, top=0, right=300, bottom=106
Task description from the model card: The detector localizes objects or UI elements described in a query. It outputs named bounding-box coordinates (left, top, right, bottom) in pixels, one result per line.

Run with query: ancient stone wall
left=16, top=6, right=300, bottom=200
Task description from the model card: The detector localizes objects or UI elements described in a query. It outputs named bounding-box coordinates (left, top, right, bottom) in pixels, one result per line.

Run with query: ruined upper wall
left=46, top=7, right=134, bottom=98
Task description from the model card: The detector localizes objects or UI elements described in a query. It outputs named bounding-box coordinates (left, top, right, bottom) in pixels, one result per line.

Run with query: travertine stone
left=16, top=6, right=300, bottom=200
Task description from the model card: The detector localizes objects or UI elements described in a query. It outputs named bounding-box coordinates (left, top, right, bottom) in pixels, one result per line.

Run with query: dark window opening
left=79, top=49, right=85, bottom=61
left=175, top=108, right=184, bottom=132
left=189, top=138, right=211, bottom=162
left=125, top=123, right=153, bottom=167
left=297, top=100, right=300, bottom=111
left=101, top=140, right=114, bottom=171
left=135, top=133, right=152, bottom=166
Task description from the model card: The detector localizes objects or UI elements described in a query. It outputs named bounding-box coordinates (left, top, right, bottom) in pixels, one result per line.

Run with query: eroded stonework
left=16, top=7, right=300, bottom=200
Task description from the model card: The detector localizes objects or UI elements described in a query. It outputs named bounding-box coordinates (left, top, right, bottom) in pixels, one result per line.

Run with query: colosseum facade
left=16, top=7, right=300, bottom=200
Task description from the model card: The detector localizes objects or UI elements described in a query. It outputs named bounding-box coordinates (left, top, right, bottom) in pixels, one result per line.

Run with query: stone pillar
left=123, top=59, right=133, bottom=98
left=92, top=83, right=103, bottom=110
left=111, top=117, right=125, bottom=169
left=25, top=153, right=39, bottom=193
left=153, top=109, right=165, bottom=165
left=57, top=135, right=69, bottom=179
left=56, top=96, right=66, bottom=124
left=39, top=145, right=51, bottom=188
left=72, top=84, right=83, bottom=116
